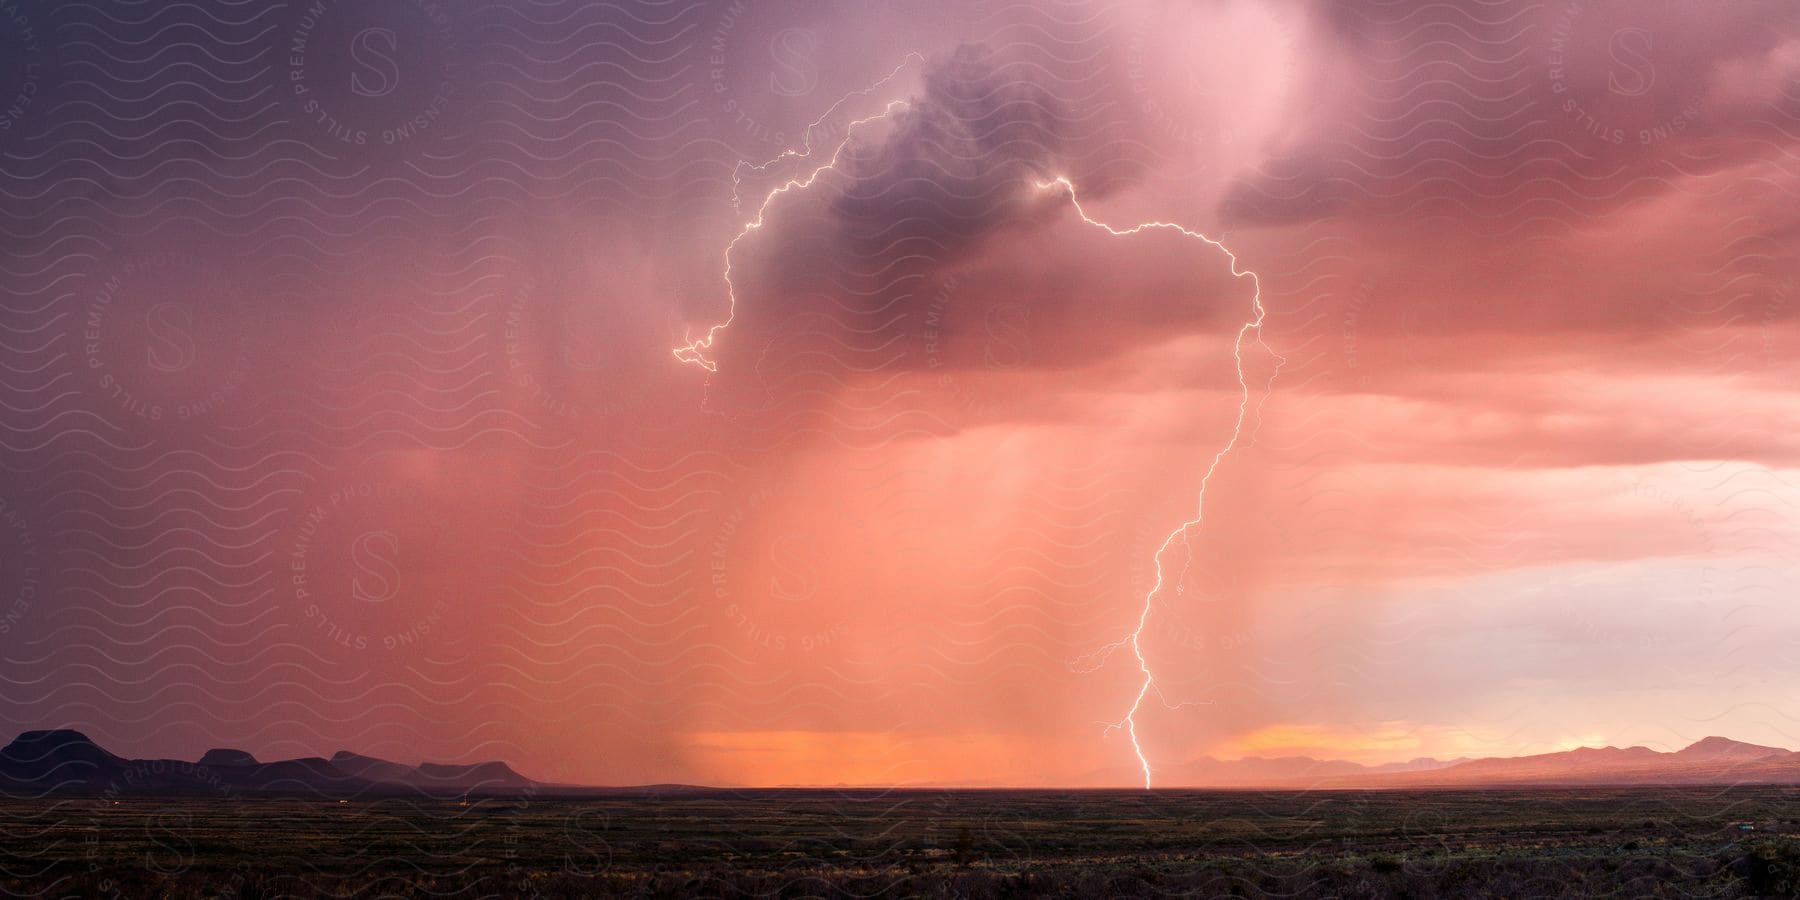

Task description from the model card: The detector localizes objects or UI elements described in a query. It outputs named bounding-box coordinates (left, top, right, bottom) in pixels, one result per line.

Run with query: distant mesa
left=417, top=760, right=532, bottom=791
left=0, top=730, right=544, bottom=799
left=330, top=750, right=532, bottom=791
left=3, top=729, right=124, bottom=768
left=0, top=729, right=126, bottom=782
left=329, top=750, right=420, bottom=786
left=198, top=748, right=258, bottom=767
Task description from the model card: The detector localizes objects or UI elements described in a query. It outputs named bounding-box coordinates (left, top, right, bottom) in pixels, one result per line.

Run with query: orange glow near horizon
left=681, top=731, right=1035, bottom=787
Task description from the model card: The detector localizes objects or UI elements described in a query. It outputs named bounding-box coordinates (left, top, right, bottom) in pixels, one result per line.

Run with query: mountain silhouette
left=0, top=730, right=542, bottom=798
left=331, top=751, right=533, bottom=792
left=197, top=748, right=258, bottom=766
left=1302, top=737, right=1800, bottom=788
left=0, top=729, right=127, bottom=787
left=1671, top=736, right=1788, bottom=763
left=1073, top=736, right=1800, bottom=788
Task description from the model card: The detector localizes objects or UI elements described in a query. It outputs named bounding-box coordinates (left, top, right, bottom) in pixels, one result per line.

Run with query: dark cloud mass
left=711, top=42, right=1249, bottom=389
left=830, top=44, right=1075, bottom=252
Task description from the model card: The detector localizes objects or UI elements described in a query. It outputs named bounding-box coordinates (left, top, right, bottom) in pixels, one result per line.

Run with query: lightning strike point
left=1038, top=175, right=1278, bottom=790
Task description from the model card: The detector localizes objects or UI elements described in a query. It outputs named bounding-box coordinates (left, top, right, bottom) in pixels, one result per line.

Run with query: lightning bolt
left=673, top=55, right=1276, bottom=790
left=673, top=53, right=924, bottom=372
left=1035, top=176, right=1275, bottom=789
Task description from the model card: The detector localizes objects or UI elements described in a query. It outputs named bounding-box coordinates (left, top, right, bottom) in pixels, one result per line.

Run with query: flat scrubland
left=4, top=787, right=1800, bottom=897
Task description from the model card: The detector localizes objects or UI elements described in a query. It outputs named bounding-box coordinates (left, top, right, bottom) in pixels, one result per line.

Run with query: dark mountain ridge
left=1083, top=737, right=1800, bottom=789
left=1299, top=737, right=1800, bottom=789
left=0, top=730, right=541, bottom=799
left=331, top=750, right=532, bottom=792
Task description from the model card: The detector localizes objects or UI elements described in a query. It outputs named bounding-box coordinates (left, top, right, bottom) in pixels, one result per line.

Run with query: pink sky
left=2, top=0, right=1797, bottom=787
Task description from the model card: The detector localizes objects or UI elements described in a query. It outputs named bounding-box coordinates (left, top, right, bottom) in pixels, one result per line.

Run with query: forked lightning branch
left=673, top=56, right=1274, bottom=789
